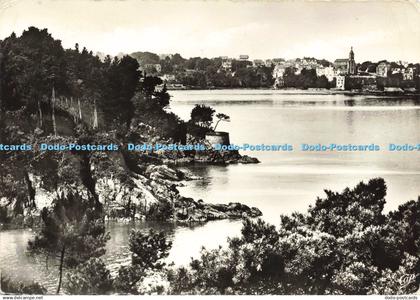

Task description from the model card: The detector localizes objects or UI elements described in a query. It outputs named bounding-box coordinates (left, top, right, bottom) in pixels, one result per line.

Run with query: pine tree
left=28, top=192, right=110, bottom=294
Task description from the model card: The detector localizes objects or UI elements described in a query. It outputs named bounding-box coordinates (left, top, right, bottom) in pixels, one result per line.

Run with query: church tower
left=347, top=47, right=356, bottom=75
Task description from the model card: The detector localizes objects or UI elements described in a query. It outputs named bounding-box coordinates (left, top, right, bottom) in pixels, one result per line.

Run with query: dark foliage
left=27, top=192, right=110, bottom=293
left=283, top=67, right=334, bottom=89
left=64, top=258, right=113, bottom=295
left=1, top=275, right=47, bottom=295
left=168, top=178, right=420, bottom=295
left=113, top=229, right=172, bottom=294
left=190, top=104, right=215, bottom=128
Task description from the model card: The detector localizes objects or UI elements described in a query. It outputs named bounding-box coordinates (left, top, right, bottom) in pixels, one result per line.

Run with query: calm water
left=1, top=89, right=420, bottom=292
left=0, top=220, right=243, bottom=292
left=169, top=90, right=420, bottom=224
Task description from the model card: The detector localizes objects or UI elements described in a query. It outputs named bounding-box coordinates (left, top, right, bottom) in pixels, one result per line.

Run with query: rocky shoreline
left=105, top=164, right=262, bottom=224
left=0, top=157, right=262, bottom=231
left=162, top=151, right=260, bottom=165
left=175, top=197, right=262, bottom=224
left=151, top=134, right=260, bottom=166
left=0, top=121, right=262, bottom=231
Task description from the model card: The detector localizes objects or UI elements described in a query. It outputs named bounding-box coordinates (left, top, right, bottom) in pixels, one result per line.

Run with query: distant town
left=95, top=48, right=420, bottom=93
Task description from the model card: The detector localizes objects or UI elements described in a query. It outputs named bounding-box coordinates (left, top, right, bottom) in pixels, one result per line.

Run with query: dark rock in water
left=145, top=165, right=203, bottom=182
left=195, top=148, right=260, bottom=165
left=208, top=203, right=229, bottom=212
left=237, top=155, right=260, bottom=164
left=250, top=207, right=262, bottom=217
left=146, top=165, right=180, bottom=181
left=157, top=138, right=260, bottom=165
left=177, top=168, right=203, bottom=180
left=175, top=197, right=262, bottom=225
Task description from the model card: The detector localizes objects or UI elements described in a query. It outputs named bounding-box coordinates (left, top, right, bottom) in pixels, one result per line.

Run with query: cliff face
left=94, top=159, right=262, bottom=223
left=22, top=156, right=262, bottom=225
left=0, top=121, right=261, bottom=229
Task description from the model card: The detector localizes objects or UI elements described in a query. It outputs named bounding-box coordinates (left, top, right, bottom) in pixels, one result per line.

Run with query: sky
left=1, top=0, right=420, bottom=62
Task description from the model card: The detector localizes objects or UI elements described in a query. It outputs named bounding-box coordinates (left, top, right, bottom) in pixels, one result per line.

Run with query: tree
left=213, top=113, right=230, bottom=131
left=299, top=68, right=317, bottom=89
left=387, top=72, right=404, bottom=87
left=153, top=83, right=170, bottom=108
left=101, top=55, right=141, bottom=128
left=416, top=74, right=420, bottom=91
left=283, top=67, right=298, bottom=87
left=141, top=76, right=163, bottom=98
left=28, top=192, right=110, bottom=294
left=170, top=53, right=186, bottom=66
left=0, top=112, right=37, bottom=219
left=234, top=67, right=259, bottom=87
left=1, top=27, right=67, bottom=112
left=130, top=51, right=160, bottom=65
left=64, top=258, right=113, bottom=295
left=359, top=61, right=374, bottom=73
left=316, top=75, right=329, bottom=89
left=0, top=275, right=47, bottom=295
left=190, top=104, right=215, bottom=128
left=113, top=229, right=172, bottom=294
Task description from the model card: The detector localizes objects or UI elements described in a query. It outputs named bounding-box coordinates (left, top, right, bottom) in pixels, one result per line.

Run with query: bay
left=1, top=89, right=419, bottom=291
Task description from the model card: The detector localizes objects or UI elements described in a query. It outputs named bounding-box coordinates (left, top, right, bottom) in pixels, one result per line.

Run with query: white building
left=336, top=75, right=345, bottom=90
left=273, top=64, right=287, bottom=78
left=160, top=74, right=176, bottom=82
left=376, top=62, right=391, bottom=77
left=221, top=59, right=232, bottom=71
left=316, top=66, right=335, bottom=82
left=390, top=65, right=415, bottom=81
left=403, top=67, right=415, bottom=80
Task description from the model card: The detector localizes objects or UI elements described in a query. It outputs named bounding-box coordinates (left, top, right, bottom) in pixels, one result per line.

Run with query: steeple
left=347, top=46, right=356, bottom=75
left=349, top=47, right=354, bottom=60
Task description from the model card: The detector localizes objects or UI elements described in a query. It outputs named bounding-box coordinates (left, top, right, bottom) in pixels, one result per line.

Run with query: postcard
left=0, top=0, right=419, bottom=297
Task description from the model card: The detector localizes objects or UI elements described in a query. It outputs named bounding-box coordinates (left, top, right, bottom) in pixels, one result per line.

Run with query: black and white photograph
left=0, top=0, right=419, bottom=296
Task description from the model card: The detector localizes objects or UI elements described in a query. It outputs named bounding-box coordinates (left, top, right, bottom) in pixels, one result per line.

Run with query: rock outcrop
left=175, top=197, right=262, bottom=224
left=97, top=160, right=263, bottom=224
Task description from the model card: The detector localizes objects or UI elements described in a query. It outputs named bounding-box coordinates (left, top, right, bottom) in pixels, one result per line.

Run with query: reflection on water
left=0, top=229, right=59, bottom=292
left=104, top=219, right=242, bottom=272
left=1, top=90, right=419, bottom=291
left=167, top=89, right=420, bottom=110
left=169, top=90, right=420, bottom=225
left=0, top=220, right=242, bottom=293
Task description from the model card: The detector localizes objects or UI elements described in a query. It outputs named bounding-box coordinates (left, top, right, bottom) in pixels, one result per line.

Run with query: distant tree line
left=1, top=27, right=154, bottom=130
left=130, top=51, right=275, bottom=88
left=282, top=67, right=335, bottom=89
left=0, top=27, right=197, bottom=141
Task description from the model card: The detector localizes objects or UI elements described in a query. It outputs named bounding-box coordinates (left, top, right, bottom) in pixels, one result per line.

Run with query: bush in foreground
left=168, top=178, right=420, bottom=295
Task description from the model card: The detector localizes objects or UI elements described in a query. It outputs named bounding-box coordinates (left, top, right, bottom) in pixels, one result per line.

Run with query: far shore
left=166, top=86, right=420, bottom=97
